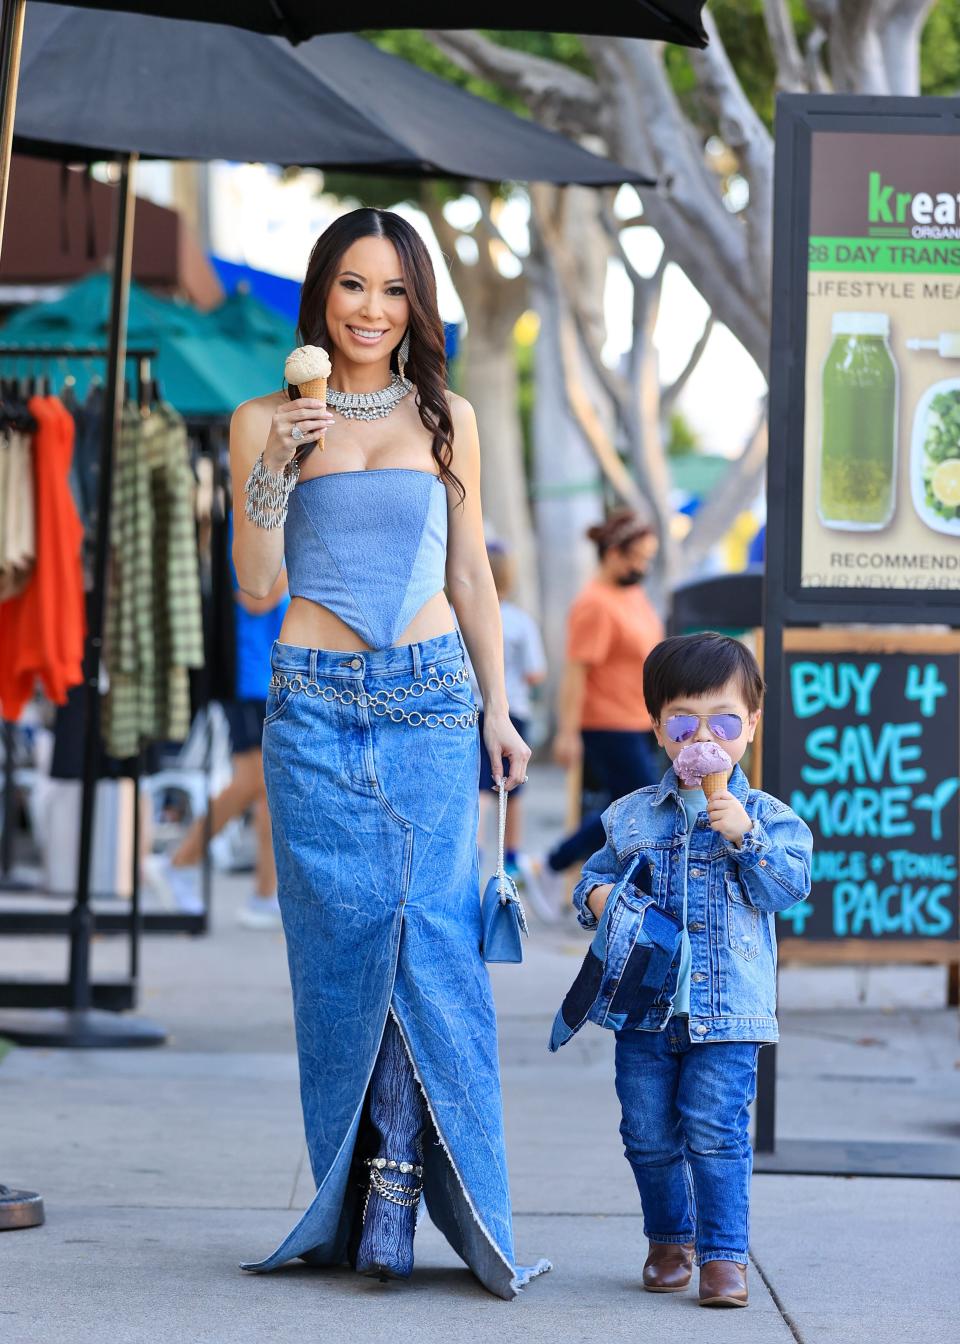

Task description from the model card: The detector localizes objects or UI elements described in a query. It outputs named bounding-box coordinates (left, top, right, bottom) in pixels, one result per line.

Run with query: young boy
left=567, top=633, right=812, bottom=1307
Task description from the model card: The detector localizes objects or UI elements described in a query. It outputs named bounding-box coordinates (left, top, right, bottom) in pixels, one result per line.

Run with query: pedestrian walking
left=230, top=208, right=548, bottom=1297
left=474, top=541, right=547, bottom=883
left=533, top=508, right=663, bottom=919
left=155, top=554, right=288, bottom=928
left=551, top=633, right=812, bottom=1306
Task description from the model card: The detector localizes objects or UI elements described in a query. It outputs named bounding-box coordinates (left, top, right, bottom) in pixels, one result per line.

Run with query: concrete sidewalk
left=1, top=766, right=958, bottom=1343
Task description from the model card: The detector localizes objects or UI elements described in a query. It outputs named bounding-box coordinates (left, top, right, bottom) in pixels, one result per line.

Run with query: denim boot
left=355, top=1014, right=426, bottom=1281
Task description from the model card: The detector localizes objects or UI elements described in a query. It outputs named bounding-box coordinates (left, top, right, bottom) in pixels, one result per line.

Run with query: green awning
left=0, top=273, right=296, bottom=417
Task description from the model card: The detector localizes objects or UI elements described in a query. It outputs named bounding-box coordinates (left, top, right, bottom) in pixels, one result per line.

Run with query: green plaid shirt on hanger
left=102, top=402, right=203, bottom=759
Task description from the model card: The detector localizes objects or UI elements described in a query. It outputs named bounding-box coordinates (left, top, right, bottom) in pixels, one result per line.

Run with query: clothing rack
left=0, top=341, right=174, bottom=1043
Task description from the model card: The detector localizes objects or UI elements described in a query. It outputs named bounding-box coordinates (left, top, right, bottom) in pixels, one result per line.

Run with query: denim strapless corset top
left=284, top=468, right=447, bottom=650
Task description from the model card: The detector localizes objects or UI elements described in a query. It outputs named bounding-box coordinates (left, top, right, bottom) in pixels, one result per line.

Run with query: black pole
left=1, top=719, right=13, bottom=876
left=69, top=155, right=139, bottom=1010
left=0, top=0, right=25, bottom=261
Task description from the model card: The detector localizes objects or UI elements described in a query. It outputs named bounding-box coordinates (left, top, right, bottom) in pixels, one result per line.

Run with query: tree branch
left=804, top=26, right=832, bottom=93
left=583, top=36, right=770, bottom=368
left=530, top=187, right=629, bottom=411
left=762, top=0, right=809, bottom=92
left=466, top=180, right=522, bottom=262
left=688, top=12, right=775, bottom=317
left=876, top=0, right=937, bottom=95
left=680, top=403, right=769, bottom=579
left=423, top=29, right=603, bottom=135
left=660, top=315, right=715, bottom=421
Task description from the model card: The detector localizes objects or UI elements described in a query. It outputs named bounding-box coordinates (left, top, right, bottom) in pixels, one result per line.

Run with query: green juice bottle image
left=819, top=312, right=898, bottom=530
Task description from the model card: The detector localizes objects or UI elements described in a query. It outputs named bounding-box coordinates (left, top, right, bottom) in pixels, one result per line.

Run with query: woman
left=534, top=509, right=664, bottom=918
left=231, top=208, right=548, bottom=1298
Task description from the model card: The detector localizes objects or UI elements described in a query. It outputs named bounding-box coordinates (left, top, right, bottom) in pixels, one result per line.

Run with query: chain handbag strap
left=497, top=778, right=510, bottom=890
left=494, top=781, right=529, bottom=934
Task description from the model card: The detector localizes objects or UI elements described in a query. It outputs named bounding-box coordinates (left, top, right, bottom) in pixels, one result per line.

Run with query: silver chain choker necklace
left=326, top=372, right=414, bottom=422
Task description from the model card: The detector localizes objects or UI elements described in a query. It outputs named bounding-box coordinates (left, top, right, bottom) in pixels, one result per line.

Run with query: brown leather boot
left=642, top=1240, right=695, bottom=1293
left=699, top=1259, right=749, bottom=1307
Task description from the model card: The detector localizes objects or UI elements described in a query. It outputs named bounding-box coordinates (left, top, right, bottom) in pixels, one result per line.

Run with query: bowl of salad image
left=911, top=378, right=960, bottom=535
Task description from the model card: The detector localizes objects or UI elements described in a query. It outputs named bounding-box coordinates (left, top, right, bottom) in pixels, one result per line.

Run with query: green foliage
left=666, top=410, right=701, bottom=457
left=319, top=171, right=426, bottom=210
left=515, top=327, right=535, bottom=481
left=921, top=0, right=960, bottom=95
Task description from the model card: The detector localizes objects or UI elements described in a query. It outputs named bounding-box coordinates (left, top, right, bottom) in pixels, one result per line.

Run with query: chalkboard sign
left=778, top=649, right=960, bottom=942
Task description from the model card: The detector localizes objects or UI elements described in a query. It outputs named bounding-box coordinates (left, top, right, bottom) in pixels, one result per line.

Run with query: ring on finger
left=291, top=423, right=305, bottom=441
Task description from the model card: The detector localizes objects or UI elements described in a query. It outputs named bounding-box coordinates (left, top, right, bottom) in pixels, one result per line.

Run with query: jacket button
left=693, top=1024, right=708, bottom=1035
left=689, top=922, right=704, bottom=933
left=759, top=859, right=767, bottom=867
left=350, top=657, right=362, bottom=670
left=690, top=868, right=702, bottom=878
left=692, top=972, right=706, bottom=983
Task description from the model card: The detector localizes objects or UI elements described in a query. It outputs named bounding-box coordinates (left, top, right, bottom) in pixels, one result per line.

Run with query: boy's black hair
left=643, top=632, right=765, bottom=722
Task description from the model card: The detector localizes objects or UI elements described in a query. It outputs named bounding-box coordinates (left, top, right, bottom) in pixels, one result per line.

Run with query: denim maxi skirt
left=240, top=631, right=548, bottom=1299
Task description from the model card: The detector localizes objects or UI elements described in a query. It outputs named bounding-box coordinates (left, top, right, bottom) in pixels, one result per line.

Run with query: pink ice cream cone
left=673, top=742, right=733, bottom=792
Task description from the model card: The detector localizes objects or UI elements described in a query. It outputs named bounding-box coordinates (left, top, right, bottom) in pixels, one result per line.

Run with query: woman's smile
left=346, top=325, right=389, bottom=345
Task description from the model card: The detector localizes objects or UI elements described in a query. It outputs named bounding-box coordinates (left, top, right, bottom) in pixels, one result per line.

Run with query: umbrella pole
left=68, top=150, right=163, bottom=1045
left=0, top=153, right=166, bottom=1048
left=0, top=0, right=25, bottom=261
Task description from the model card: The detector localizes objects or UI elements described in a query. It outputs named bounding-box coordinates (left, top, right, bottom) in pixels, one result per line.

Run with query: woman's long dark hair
left=289, top=207, right=462, bottom=502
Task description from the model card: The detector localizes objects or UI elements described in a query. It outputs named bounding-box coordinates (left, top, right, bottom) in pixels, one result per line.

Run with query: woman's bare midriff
left=278, top=591, right=455, bottom=653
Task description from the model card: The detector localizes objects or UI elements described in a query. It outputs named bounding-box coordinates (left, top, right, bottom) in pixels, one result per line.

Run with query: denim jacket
left=549, top=852, right=683, bottom=1052
left=570, top=764, right=813, bottom=1044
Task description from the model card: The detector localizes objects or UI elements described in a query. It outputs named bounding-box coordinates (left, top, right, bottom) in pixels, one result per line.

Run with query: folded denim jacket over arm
left=552, top=765, right=814, bottom=1048
left=549, top=854, right=683, bottom=1051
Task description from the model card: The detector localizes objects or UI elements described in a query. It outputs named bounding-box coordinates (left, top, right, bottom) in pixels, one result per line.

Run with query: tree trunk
left=422, top=195, right=540, bottom=614
left=462, top=323, right=539, bottom=615
left=526, top=196, right=616, bottom=717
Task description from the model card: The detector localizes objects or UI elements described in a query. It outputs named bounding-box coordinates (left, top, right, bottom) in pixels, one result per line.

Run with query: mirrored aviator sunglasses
left=665, top=713, right=744, bottom=743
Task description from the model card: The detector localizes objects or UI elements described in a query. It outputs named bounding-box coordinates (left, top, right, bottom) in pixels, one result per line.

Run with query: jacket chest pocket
left=725, top=876, right=760, bottom=962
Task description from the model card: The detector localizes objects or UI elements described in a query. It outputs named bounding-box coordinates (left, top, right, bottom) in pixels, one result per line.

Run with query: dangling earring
left=397, top=330, right=410, bottom=381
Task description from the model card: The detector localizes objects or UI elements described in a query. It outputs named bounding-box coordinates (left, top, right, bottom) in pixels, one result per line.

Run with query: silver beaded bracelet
left=243, top=452, right=300, bottom=529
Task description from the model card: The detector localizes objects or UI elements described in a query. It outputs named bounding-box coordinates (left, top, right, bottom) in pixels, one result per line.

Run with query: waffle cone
left=297, top=375, right=327, bottom=402
left=701, top=771, right=730, bottom=800
left=296, top=376, right=327, bottom=450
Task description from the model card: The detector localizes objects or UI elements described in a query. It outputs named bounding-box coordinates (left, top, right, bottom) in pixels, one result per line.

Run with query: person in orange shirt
left=531, top=509, right=663, bottom=921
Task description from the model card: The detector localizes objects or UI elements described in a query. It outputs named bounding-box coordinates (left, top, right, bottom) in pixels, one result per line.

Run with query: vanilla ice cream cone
left=701, top=771, right=730, bottom=800
left=284, top=344, right=332, bottom=453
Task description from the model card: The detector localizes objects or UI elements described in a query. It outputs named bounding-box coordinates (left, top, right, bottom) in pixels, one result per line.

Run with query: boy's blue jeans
left=614, top=1017, right=760, bottom=1266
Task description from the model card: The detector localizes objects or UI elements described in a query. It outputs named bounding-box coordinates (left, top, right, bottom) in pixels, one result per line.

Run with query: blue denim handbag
left=480, top=782, right=528, bottom=963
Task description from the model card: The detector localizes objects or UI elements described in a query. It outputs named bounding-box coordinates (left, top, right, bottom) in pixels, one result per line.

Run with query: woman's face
left=324, top=235, right=410, bottom=368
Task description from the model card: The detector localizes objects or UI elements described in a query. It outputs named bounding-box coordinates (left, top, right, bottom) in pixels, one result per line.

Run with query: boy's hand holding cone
left=674, top=743, right=752, bottom=846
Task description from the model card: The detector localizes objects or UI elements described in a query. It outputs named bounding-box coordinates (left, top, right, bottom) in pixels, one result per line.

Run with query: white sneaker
left=152, top=852, right=204, bottom=915
left=523, top=856, right=569, bottom=925
left=238, top=893, right=283, bottom=930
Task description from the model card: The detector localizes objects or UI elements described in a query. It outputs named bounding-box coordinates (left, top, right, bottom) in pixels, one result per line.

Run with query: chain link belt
left=268, top=666, right=479, bottom=730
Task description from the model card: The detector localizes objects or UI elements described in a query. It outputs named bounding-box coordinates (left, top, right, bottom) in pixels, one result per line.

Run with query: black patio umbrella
left=11, top=8, right=652, bottom=185
left=26, top=1, right=710, bottom=47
